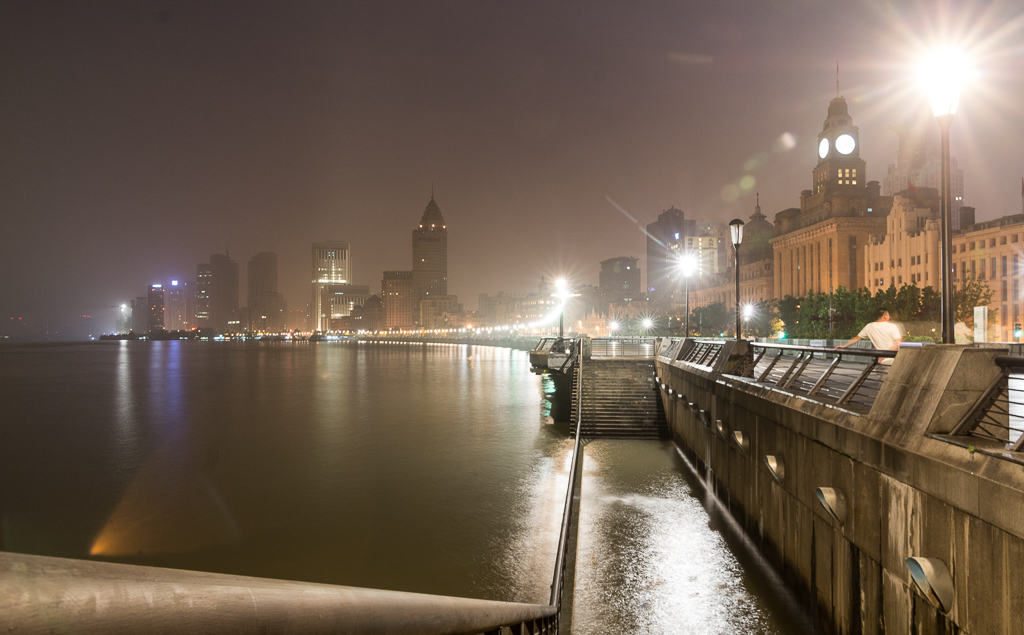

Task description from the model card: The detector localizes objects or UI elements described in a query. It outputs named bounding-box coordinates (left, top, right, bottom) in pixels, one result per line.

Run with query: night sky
left=3, top=1, right=1023, bottom=335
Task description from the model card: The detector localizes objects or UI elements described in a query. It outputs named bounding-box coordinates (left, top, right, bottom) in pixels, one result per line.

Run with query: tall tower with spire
left=412, top=195, right=448, bottom=303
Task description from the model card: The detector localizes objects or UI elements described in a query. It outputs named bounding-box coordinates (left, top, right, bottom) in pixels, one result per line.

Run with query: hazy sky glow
left=2, top=1, right=1023, bottom=333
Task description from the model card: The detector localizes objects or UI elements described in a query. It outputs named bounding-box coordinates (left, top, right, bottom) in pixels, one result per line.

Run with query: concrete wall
left=657, top=344, right=1024, bottom=635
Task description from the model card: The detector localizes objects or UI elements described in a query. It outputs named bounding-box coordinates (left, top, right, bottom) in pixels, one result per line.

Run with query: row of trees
left=669, top=275, right=994, bottom=341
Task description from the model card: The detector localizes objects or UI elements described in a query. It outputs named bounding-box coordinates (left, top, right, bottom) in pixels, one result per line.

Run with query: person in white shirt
left=835, top=309, right=902, bottom=364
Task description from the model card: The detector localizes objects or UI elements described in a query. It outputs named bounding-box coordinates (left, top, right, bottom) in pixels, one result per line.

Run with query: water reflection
left=573, top=440, right=800, bottom=635
left=0, top=342, right=567, bottom=601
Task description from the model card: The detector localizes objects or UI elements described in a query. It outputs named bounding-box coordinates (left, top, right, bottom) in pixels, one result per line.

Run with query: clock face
left=818, top=138, right=829, bottom=159
left=836, top=133, right=856, bottom=155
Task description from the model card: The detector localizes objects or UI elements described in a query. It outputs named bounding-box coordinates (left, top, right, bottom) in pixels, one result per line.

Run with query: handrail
left=1, top=340, right=588, bottom=634
left=951, top=356, right=1024, bottom=453
left=663, top=337, right=896, bottom=411
left=0, top=552, right=556, bottom=634
left=550, top=339, right=584, bottom=606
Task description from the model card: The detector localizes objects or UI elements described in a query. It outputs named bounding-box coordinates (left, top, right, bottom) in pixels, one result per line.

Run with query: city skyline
left=3, top=1, right=1024, bottom=336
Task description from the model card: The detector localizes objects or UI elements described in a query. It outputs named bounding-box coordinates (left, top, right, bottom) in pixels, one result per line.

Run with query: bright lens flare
left=678, top=254, right=699, bottom=277
left=920, top=49, right=968, bottom=116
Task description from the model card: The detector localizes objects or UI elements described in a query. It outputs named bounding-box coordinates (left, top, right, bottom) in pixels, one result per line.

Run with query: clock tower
left=812, top=97, right=866, bottom=196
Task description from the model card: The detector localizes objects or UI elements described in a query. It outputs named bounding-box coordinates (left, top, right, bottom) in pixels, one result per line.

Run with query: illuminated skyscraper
left=195, top=253, right=239, bottom=333
left=164, top=280, right=190, bottom=331
left=312, top=241, right=351, bottom=332
left=147, top=284, right=165, bottom=332
left=382, top=270, right=414, bottom=329
left=412, top=196, right=448, bottom=303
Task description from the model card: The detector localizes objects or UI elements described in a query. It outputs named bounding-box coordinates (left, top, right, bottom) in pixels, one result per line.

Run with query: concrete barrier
left=658, top=345, right=1024, bottom=635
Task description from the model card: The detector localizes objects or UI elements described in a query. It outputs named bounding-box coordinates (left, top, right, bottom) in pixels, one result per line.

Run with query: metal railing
left=551, top=339, right=580, bottom=376
left=950, top=355, right=1024, bottom=453
left=551, top=344, right=585, bottom=608
left=663, top=338, right=896, bottom=411
left=533, top=337, right=559, bottom=353
left=1, top=339, right=588, bottom=635
left=590, top=337, right=658, bottom=359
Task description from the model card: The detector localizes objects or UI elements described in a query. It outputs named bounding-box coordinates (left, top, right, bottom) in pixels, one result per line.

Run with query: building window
left=1014, top=235, right=1020, bottom=243
left=1002, top=280, right=1008, bottom=301
left=991, top=239, right=997, bottom=247
left=1003, top=256, right=1009, bottom=277
left=1002, top=236, right=1008, bottom=245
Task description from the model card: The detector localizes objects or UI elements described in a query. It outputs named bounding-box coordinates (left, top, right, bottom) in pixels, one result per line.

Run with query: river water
left=0, top=341, right=810, bottom=632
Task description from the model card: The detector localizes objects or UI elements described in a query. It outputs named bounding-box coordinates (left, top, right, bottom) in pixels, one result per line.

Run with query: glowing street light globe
left=642, top=318, right=654, bottom=330
left=678, top=253, right=698, bottom=277
left=921, top=49, right=967, bottom=117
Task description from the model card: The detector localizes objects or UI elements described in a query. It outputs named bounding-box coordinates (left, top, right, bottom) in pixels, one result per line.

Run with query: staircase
left=572, top=359, right=668, bottom=438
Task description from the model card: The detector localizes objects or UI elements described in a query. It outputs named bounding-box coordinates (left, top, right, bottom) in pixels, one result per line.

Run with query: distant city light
left=171, top=280, right=178, bottom=286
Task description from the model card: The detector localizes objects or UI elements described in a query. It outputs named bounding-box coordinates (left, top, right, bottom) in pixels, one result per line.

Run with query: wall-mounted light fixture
left=688, top=402, right=699, bottom=412
left=905, top=557, right=955, bottom=613
left=815, top=487, right=847, bottom=525
left=732, top=430, right=749, bottom=453
left=698, top=409, right=711, bottom=427
left=716, top=419, right=728, bottom=440
left=764, top=455, right=784, bottom=483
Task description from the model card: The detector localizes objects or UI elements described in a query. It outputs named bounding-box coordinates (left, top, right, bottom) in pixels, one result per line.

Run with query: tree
left=954, top=273, right=995, bottom=322
left=691, top=302, right=731, bottom=337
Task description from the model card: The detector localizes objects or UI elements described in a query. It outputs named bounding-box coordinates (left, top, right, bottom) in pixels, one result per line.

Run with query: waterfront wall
left=658, top=344, right=1024, bottom=635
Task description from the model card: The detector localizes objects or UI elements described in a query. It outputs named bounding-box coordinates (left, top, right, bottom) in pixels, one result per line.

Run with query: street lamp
left=609, top=319, right=620, bottom=335
left=678, top=253, right=698, bottom=338
left=729, top=218, right=745, bottom=340
left=923, top=49, right=966, bottom=344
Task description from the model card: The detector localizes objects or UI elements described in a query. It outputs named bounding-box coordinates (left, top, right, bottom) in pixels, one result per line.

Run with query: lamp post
left=923, top=50, right=964, bottom=344
left=729, top=218, right=745, bottom=340
left=678, top=253, right=698, bottom=338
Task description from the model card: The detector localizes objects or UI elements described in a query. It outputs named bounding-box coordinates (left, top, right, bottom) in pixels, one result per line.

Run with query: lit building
left=952, top=214, right=1024, bottom=338
left=147, top=284, right=165, bottom=332
left=312, top=241, right=351, bottom=332
left=382, top=270, right=415, bottom=330
left=864, top=188, right=942, bottom=292
left=412, top=196, right=448, bottom=304
left=646, top=207, right=696, bottom=298
left=324, top=284, right=370, bottom=331
left=164, top=280, right=190, bottom=331
left=770, top=96, right=893, bottom=298
left=248, top=252, right=284, bottom=333
left=599, top=257, right=642, bottom=305
left=195, top=265, right=211, bottom=330
left=195, top=253, right=239, bottom=333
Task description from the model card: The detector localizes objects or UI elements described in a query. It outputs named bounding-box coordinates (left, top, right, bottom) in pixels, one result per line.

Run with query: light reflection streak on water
left=573, top=441, right=785, bottom=635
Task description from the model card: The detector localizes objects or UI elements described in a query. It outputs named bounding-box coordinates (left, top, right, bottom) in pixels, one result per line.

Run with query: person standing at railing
left=835, top=309, right=902, bottom=365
